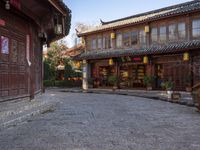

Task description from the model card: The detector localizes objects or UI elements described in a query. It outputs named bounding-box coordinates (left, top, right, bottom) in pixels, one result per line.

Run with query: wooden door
left=0, top=26, right=29, bottom=100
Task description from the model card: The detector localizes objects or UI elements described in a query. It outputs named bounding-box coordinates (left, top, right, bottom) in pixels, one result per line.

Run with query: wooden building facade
left=0, top=0, right=71, bottom=101
left=76, top=0, right=200, bottom=91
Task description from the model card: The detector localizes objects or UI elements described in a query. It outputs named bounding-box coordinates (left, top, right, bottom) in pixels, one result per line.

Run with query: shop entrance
left=155, top=64, right=164, bottom=89
left=119, top=64, right=146, bottom=89
left=99, top=66, right=115, bottom=87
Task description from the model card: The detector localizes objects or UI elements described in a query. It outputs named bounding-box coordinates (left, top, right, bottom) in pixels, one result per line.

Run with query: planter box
left=147, top=86, right=152, bottom=91
left=192, top=83, right=200, bottom=110
left=172, top=92, right=181, bottom=102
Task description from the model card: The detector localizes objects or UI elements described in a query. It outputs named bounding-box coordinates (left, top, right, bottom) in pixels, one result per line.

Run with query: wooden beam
left=48, top=0, right=67, bottom=16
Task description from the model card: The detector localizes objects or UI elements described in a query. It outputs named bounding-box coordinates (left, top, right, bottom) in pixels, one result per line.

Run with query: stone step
left=0, top=94, right=57, bottom=130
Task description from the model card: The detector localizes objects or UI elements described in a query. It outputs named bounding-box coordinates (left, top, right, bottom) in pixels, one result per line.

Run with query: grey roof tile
left=74, top=40, right=200, bottom=60
left=78, top=0, right=200, bottom=35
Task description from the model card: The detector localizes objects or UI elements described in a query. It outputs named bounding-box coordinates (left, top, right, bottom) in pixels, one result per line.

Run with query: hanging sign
left=10, top=0, right=21, bottom=10
left=1, top=36, right=9, bottom=54
left=117, top=56, right=143, bottom=63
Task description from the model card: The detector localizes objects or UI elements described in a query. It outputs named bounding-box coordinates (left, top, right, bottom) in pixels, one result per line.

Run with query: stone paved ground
left=0, top=89, right=200, bottom=150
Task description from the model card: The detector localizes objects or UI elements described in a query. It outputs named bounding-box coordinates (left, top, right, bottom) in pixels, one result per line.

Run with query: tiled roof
left=78, top=0, right=200, bottom=36
left=74, top=40, right=200, bottom=60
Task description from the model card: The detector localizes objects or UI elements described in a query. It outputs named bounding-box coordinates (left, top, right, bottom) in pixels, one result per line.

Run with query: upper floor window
left=159, top=26, right=166, bottom=42
left=91, top=39, right=96, bottom=49
left=97, top=37, right=102, bottom=49
left=178, top=22, right=186, bottom=39
left=123, top=32, right=131, bottom=47
left=192, top=19, right=200, bottom=38
left=169, top=24, right=177, bottom=41
left=116, top=33, right=122, bottom=48
left=103, top=36, right=111, bottom=49
left=139, top=30, right=146, bottom=46
left=131, top=31, right=138, bottom=46
left=151, top=28, right=158, bottom=44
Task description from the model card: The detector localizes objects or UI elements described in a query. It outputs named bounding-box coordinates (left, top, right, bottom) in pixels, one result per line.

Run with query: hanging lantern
left=143, top=56, right=149, bottom=64
left=5, top=0, right=10, bottom=10
left=109, top=58, right=114, bottom=65
left=75, top=61, right=81, bottom=68
left=183, top=52, right=189, bottom=61
left=144, top=25, right=150, bottom=33
left=111, top=32, right=115, bottom=39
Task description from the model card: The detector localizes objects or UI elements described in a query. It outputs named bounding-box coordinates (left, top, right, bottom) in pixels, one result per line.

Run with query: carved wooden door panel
left=0, top=27, right=29, bottom=100
left=0, top=27, right=9, bottom=98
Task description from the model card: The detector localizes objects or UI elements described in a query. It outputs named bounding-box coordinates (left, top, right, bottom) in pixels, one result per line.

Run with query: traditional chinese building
left=0, top=0, right=71, bottom=101
left=76, top=0, right=200, bottom=91
left=57, top=44, right=84, bottom=80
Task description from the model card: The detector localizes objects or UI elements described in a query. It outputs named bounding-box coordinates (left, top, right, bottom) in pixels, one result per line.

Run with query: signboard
left=116, top=56, right=143, bottom=63
left=132, top=57, right=142, bottom=62
left=1, top=36, right=9, bottom=54
left=10, top=0, right=21, bottom=10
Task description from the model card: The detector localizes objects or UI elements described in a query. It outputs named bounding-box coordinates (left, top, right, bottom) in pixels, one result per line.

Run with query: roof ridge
left=102, top=0, right=198, bottom=25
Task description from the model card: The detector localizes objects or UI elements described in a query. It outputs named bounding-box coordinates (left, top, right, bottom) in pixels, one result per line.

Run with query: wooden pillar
left=116, top=61, right=120, bottom=88
left=29, top=26, right=35, bottom=100
left=82, top=60, right=88, bottom=90
left=110, top=32, right=116, bottom=49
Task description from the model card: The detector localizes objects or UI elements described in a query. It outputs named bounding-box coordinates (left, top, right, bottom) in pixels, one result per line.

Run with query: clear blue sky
left=63, top=0, right=190, bottom=47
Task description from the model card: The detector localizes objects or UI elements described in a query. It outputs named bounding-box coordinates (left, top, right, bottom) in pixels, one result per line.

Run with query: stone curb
left=62, top=89, right=197, bottom=108
left=0, top=102, right=55, bottom=131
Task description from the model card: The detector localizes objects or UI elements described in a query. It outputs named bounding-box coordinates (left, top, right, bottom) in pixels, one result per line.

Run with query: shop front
left=88, top=51, right=195, bottom=91
left=152, top=54, right=191, bottom=91
left=90, top=56, right=147, bottom=89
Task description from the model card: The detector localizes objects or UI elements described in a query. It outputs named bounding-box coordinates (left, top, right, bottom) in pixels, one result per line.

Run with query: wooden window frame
left=192, top=19, right=200, bottom=38
left=178, top=22, right=186, bottom=40
left=139, top=30, right=146, bottom=47
left=151, top=27, right=158, bottom=44
left=131, top=31, right=138, bottom=47
left=159, top=26, right=167, bottom=43
left=123, top=32, right=131, bottom=48
left=97, top=37, right=102, bottom=49
left=116, top=33, right=123, bottom=48
left=168, top=24, right=177, bottom=41
left=91, top=38, right=97, bottom=50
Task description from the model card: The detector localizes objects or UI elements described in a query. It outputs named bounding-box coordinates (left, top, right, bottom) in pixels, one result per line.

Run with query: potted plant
left=143, top=75, right=155, bottom=90
left=161, top=80, right=174, bottom=99
left=108, top=75, right=118, bottom=91
left=184, top=75, right=192, bottom=92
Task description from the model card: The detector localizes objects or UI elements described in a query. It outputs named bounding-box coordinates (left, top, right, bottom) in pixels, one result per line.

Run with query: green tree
left=44, top=42, right=68, bottom=81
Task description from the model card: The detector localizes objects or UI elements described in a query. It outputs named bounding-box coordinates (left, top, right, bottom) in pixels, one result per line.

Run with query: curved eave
left=77, top=9, right=200, bottom=37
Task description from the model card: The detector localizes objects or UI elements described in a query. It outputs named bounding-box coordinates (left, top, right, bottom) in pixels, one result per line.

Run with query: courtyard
left=0, top=89, right=200, bottom=150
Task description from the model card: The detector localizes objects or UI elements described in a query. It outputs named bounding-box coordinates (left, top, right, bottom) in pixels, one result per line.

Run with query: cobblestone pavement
left=0, top=90, right=200, bottom=150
